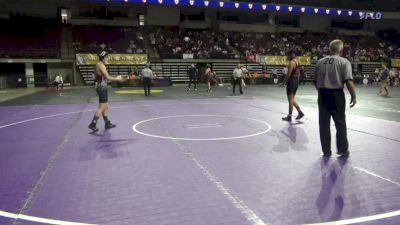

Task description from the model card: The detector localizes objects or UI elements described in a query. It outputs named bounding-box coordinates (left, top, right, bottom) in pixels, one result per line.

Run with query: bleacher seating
left=149, top=27, right=236, bottom=59
left=0, top=17, right=61, bottom=58
left=73, top=25, right=146, bottom=54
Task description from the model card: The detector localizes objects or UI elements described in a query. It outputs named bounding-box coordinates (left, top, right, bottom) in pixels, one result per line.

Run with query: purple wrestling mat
left=0, top=98, right=399, bottom=225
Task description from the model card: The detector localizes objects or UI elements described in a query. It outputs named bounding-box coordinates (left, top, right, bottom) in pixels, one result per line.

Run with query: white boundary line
left=132, top=114, right=272, bottom=141
left=0, top=103, right=400, bottom=224
left=0, top=210, right=94, bottom=225
left=304, top=210, right=400, bottom=225
left=0, top=105, right=137, bottom=129
left=0, top=110, right=93, bottom=129
left=2, top=206, right=400, bottom=225
left=354, top=166, right=400, bottom=187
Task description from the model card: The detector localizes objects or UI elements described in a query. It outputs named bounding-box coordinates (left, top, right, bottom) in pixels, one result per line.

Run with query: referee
left=232, top=64, right=243, bottom=94
left=187, top=64, right=198, bottom=91
left=313, top=40, right=357, bottom=157
left=141, top=64, right=155, bottom=96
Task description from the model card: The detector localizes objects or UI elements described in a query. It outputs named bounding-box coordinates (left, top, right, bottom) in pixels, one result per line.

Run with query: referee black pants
left=318, top=89, right=349, bottom=155
left=233, top=77, right=243, bottom=94
left=143, top=77, right=151, bottom=96
left=188, top=76, right=197, bottom=89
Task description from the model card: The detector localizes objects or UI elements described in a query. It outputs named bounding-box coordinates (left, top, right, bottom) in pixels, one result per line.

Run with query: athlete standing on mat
left=88, top=51, right=126, bottom=132
left=206, top=64, right=221, bottom=92
left=282, top=51, right=304, bottom=122
left=314, top=40, right=357, bottom=157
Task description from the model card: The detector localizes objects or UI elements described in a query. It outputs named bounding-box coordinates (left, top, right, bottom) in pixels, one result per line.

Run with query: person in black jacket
left=187, top=64, right=198, bottom=91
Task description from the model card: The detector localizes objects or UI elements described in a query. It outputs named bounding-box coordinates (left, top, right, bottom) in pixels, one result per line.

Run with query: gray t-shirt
left=314, top=55, right=353, bottom=89
left=141, top=68, right=153, bottom=78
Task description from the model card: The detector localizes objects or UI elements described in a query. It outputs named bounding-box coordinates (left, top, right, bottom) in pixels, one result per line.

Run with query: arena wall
left=219, top=22, right=275, bottom=33
left=299, top=15, right=330, bottom=32
left=146, top=6, right=180, bottom=26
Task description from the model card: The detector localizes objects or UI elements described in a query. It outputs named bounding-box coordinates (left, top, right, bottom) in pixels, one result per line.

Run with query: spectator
left=54, top=74, right=63, bottom=90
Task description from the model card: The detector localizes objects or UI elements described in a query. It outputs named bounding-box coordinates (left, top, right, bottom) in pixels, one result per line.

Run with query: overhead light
left=275, top=5, right=280, bottom=11
left=337, top=10, right=342, bottom=15
left=142, top=0, right=146, bottom=3
left=301, top=7, right=305, bottom=13
left=174, top=0, right=179, bottom=4
left=314, top=8, right=319, bottom=13
left=348, top=11, right=353, bottom=16
left=158, top=0, right=162, bottom=3
left=359, top=12, right=364, bottom=17
left=248, top=3, right=253, bottom=9
left=124, top=0, right=128, bottom=2
left=189, top=0, right=194, bottom=5
left=219, top=1, right=224, bottom=7
left=262, top=4, right=266, bottom=10
left=204, top=0, right=209, bottom=6
left=288, top=6, right=292, bottom=12
left=326, top=9, right=330, bottom=14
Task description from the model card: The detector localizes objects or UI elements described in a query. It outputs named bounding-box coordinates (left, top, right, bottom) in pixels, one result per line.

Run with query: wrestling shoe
left=88, top=123, right=99, bottom=132
left=105, top=122, right=116, bottom=129
left=295, top=112, right=304, bottom=120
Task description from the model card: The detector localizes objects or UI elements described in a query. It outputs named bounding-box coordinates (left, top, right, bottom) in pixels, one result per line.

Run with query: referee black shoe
left=282, top=115, right=292, bottom=122
left=337, top=151, right=350, bottom=157
left=322, top=152, right=332, bottom=157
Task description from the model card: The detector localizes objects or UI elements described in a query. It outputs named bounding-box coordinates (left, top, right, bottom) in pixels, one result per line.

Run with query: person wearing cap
left=282, top=51, right=304, bottom=122
left=314, top=39, right=357, bottom=157
left=141, top=63, right=156, bottom=96
left=88, top=51, right=126, bottom=132
left=187, top=64, right=198, bottom=91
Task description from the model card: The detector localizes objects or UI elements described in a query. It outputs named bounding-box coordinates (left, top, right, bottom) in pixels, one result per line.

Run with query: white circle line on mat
left=132, top=114, right=272, bottom=141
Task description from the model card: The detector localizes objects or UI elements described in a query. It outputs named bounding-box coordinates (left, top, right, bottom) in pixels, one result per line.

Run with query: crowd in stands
left=229, top=30, right=400, bottom=62
left=1, top=17, right=400, bottom=62
left=73, top=26, right=146, bottom=54
left=149, top=27, right=236, bottom=59
left=73, top=26, right=399, bottom=62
